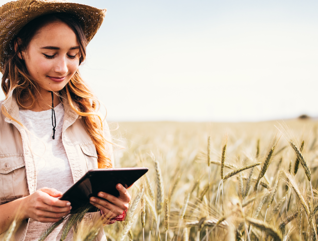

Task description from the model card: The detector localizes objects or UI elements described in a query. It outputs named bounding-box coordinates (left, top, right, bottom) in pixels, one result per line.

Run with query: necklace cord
left=50, top=91, right=56, bottom=140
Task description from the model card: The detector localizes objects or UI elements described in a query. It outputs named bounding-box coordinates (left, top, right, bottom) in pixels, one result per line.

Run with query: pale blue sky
left=1, top=0, right=318, bottom=121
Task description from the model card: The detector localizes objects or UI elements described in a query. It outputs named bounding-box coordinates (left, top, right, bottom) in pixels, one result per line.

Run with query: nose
left=54, top=56, right=68, bottom=75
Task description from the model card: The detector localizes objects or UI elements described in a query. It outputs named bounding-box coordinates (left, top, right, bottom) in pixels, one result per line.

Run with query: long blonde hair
left=1, top=13, right=112, bottom=168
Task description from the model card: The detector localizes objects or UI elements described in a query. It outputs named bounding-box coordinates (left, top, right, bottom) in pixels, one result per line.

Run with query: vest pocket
left=80, top=143, right=98, bottom=170
left=0, top=154, right=28, bottom=204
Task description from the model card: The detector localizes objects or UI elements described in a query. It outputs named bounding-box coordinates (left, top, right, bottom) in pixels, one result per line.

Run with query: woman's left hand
left=90, top=183, right=131, bottom=225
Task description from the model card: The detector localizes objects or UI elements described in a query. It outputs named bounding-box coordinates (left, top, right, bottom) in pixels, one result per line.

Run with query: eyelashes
left=43, top=53, right=55, bottom=59
left=42, top=53, right=78, bottom=59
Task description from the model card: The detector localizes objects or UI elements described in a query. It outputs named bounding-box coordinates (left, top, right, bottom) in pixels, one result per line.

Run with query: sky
left=1, top=0, right=318, bottom=122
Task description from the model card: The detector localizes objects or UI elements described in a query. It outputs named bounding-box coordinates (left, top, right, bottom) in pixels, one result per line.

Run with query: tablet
left=60, top=167, right=148, bottom=213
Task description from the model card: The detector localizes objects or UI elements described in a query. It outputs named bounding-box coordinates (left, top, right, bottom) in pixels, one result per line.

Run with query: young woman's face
left=21, top=20, right=80, bottom=94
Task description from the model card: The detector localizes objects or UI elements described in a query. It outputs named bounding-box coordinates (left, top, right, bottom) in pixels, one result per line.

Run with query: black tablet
left=60, top=167, right=148, bottom=213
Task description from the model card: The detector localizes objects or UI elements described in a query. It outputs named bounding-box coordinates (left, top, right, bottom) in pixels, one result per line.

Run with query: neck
left=22, top=90, right=61, bottom=112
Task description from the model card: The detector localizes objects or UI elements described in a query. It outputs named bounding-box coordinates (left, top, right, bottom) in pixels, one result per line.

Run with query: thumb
left=40, top=187, right=62, bottom=197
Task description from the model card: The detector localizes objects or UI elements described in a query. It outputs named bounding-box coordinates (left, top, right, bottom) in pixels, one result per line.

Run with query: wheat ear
left=141, top=196, right=146, bottom=228
left=210, top=160, right=236, bottom=169
left=254, top=144, right=276, bottom=191
left=207, top=136, right=211, bottom=167
left=38, top=218, right=64, bottom=241
left=145, top=174, right=155, bottom=201
left=199, top=183, right=210, bottom=201
left=246, top=217, right=282, bottom=241
left=279, top=211, right=298, bottom=231
left=3, top=220, right=16, bottom=241
left=294, top=141, right=304, bottom=175
left=242, top=197, right=256, bottom=208
left=267, top=173, right=280, bottom=209
left=154, top=159, right=164, bottom=216
left=221, top=144, right=227, bottom=180
left=60, top=204, right=92, bottom=241
left=256, top=139, right=260, bottom=158
left=245, top=167, right=254, bottom=197
left=164, top=198, right=170, bottom=232
left=224, top=163, right=260, bottom=180
left=83, top=227, right=100, bottom=241
left=118, top=214, right=138, bottom=241
left=290, top=141, right=311, bottom=181
left=126, top=187, right=145, bottom=222
left=284, top=172, right=310, bottom=216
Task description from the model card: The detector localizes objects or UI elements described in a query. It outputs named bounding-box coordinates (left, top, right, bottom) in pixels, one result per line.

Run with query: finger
left=40, top=188, right=63, bottom=197
left=35, top=209, right=69, bottom=220
left=40, top=203, right=72, bottom=214
left=41, top=193, right=71, bottom=208
left=90, top=199, right=118, bottom=218
left=97, top=192, right=129, bottom=211
left=116, top=184, right=131, bottom=203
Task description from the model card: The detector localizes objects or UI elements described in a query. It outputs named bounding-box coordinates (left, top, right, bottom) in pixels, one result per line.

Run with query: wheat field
left=4, top=119, right=318, bottom=241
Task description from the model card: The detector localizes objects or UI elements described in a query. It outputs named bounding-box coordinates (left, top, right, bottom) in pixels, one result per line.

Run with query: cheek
left=68, top=61, right=79, bottom=76
left=26, top=57, right=52, bottom=79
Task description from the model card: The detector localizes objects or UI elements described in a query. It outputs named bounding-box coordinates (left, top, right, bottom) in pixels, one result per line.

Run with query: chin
left=47, top=81, right=69, bottom=92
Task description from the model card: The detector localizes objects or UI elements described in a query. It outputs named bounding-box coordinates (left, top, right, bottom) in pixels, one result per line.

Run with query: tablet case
left=60, top=167, right=148, bottom=213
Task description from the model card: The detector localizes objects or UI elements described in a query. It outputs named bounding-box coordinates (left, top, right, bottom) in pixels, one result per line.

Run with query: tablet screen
left=60, top=167, right=148, bottom=213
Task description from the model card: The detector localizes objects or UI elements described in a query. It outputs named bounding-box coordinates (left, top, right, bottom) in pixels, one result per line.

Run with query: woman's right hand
left=21, top=187, right=72, bottom=223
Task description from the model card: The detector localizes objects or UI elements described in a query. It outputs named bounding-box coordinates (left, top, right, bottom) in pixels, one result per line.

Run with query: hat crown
left=0, top=0, right=69, bottom=14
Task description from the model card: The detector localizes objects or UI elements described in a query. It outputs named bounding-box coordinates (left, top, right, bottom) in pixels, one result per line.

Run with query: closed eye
left=43, top=53, right=55, bottom=59
left=68, top=54, right=78, bottom=59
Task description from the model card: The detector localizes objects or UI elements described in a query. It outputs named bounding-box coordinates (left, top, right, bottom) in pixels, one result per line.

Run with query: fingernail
left=69, top=206, right=72, bottom=210
left=91, top=197, right=96, bottom=202
left=98, top=193, right=105, bottom=197
left=66, top=202, right=71, bottom=206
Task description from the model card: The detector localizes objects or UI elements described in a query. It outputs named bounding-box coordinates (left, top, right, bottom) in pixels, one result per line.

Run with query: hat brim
left=0, top=1, right=106, bottom=72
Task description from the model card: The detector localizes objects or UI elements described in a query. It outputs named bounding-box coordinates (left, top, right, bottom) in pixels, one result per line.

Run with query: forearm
left=0, top=197, right=27, bottom=234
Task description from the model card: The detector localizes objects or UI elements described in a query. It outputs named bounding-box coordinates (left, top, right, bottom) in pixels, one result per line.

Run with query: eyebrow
left=40, top=46, right=80, bottom=50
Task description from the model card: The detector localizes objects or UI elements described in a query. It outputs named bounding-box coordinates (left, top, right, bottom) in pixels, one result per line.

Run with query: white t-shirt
left=20, top=103, right=73, bottom=241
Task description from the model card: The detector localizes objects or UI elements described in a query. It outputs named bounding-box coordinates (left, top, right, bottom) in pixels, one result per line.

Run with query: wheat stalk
left=144, top=194, right=158, bottom=221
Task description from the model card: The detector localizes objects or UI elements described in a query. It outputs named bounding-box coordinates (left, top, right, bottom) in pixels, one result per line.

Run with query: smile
left=48, top=76, right=66, bottom=82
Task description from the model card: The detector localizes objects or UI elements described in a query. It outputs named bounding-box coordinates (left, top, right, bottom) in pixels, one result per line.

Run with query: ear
left=14, top=38, right=24, bottom=60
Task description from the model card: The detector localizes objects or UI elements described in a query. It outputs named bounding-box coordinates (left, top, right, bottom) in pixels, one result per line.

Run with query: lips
left=48, top=76, right=66, bottom=82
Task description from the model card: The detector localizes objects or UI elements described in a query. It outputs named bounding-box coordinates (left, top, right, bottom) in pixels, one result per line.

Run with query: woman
left=0, top=0, right=130, bottom=240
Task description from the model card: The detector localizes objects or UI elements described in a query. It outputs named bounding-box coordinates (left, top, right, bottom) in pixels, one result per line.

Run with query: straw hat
left=0, top=0, right=106, bottom=73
